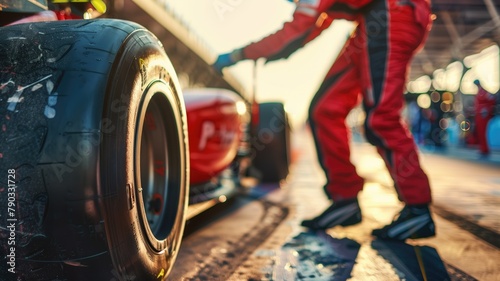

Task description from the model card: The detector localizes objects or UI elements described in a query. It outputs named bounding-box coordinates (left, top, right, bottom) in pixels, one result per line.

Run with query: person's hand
left=212, top=49, right=244, bottom=74
left=213, top=53, right=235, bottom=74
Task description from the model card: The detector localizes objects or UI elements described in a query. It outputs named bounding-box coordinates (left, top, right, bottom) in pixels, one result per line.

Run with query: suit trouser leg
left=309, top=36, right=365, bottom=201
left=360, top=2, right=432, bottom=205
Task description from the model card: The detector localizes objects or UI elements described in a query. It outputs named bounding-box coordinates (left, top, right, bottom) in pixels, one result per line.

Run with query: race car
left=0, top=1, right=290, bottom=280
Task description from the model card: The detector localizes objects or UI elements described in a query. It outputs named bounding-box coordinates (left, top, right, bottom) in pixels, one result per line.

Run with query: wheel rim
left=135, top=83, right=183, bottom=248
left=140, top=97, right=169, bottom=235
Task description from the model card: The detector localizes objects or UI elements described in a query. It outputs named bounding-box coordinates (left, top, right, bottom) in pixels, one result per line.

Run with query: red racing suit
left=475, top=86, right=497, bottom=154
left=242, top=0, right=433, bottom=205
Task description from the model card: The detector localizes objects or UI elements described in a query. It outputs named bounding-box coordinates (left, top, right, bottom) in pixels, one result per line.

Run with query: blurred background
left=105, top=0, right=500, bottom=154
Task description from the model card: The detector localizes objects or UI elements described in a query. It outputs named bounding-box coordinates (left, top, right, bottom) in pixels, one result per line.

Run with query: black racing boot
left=372, top=204, right=435, bottom=240
left=301, top=198, right=362, bottom=230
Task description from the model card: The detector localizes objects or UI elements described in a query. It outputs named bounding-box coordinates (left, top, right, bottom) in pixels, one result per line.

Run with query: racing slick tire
left=252, top=102, right=291, bottom=183
left=0, top=19, right=189, bottom=280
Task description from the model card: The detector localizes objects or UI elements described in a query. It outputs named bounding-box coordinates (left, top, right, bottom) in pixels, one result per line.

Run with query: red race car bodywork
left=184, top=88, right=248, bottom=185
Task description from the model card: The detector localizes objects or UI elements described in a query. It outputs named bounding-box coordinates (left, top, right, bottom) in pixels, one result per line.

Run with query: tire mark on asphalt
left=443, top=263, right=478, bottom=281
left=183, top=199, right=289, bottom=281
left=433, top=205, right=500, bottom=249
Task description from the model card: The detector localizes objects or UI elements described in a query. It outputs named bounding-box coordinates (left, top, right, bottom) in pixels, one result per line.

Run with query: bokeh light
left=407, top=75, right=432, bottom=93
left=442, top=92, right=454, bottom=104
left=460, top=120, right=471, bottom=131
left=430, top=91, right=441, bottom=103
left=432, top=69, right=447, bottom=91
left=462, top=44, right=499, bottom=94
left=440, top=102, right=452, bottom=112
left=445, top=61, right=464, bottom=92
left=417, top=93, right=431, bottom=109
left=439, top=118, right=448, bottom=130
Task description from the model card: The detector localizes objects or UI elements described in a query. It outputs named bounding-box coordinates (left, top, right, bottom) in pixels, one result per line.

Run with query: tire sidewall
left=0, top=20, right=188, bottom=280
left=99, top=29, right=188, bottom=280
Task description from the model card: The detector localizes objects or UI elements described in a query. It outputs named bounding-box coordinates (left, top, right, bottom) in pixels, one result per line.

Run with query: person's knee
left=364, top=126, right=383, bottom=146
left=364, top=115, right=398, bottom=146
left=309, top=102, right=347, bottom=124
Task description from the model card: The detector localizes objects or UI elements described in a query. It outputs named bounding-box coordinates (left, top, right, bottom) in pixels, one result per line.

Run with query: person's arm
left=213, top=0, right=336, bottom=72
left=243, top=3, right=334, bottom=61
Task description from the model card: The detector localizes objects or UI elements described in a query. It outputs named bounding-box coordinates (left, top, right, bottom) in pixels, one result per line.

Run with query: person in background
left=214, top=0, right=435, bottom=240
left=474, top=79, right=497, bottom=156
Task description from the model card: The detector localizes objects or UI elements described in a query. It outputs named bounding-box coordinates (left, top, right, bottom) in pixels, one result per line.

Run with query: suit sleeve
left=242, top=2, right=335, bottom=62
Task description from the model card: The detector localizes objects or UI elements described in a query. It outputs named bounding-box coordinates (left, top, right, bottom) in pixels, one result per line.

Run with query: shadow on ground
left=275, top=231, right=453, bottom=281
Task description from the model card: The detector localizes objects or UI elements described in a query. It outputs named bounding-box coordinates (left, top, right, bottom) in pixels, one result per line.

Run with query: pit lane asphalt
left=169, top=128, right=500, bottom=281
